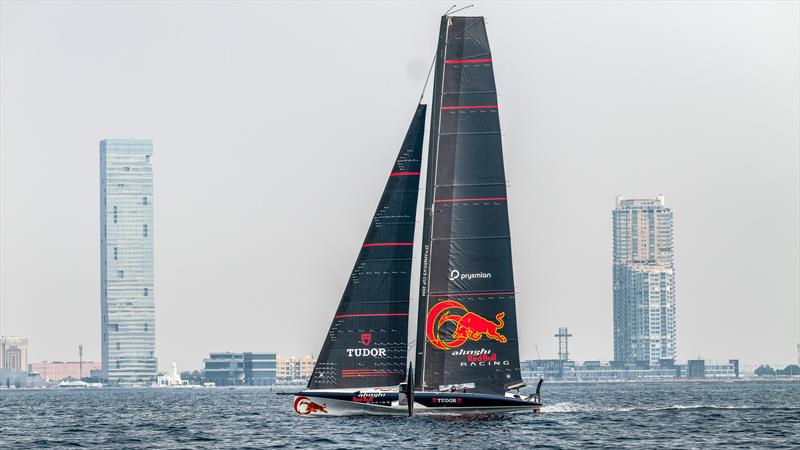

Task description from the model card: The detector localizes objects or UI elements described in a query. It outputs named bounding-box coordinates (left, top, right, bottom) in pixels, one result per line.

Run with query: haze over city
left=1, top=0, right=798, bottom=373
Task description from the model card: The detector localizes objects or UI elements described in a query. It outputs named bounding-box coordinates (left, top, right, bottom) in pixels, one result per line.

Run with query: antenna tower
left=555, top=327, right=572, bottom=361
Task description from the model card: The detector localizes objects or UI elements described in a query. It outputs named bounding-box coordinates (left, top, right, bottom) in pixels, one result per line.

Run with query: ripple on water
left=1, top=383, right=799, bottom=448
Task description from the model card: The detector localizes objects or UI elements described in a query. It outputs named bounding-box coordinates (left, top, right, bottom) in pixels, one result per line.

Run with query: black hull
left=293, top=389, right=541, bottom=416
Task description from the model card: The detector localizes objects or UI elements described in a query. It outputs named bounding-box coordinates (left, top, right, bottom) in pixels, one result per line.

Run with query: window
left=123, top=166, right=130, bottom=171
left=143, top=197, right=148, bottom=205
left=113, top=247, right=118, bottom=260
left=143, top=224, right=148, bottom=237
left=113, top=206, right=118, bottom=224
left=143, top=287, right=149, bottom=297
left=116, top=361, right=120, bottom=369
left=116, top=342, right=120, bottom=350
left=117, top=270, right=124, bottom=279
left=145, top=155, right=151, bottom=165
left=144, top=323, right=149, bottom=332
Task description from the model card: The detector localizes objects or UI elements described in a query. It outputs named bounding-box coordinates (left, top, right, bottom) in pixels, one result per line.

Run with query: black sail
left=415, top=16, right=522, bottom=394
left=308, top=105, right=426, bottom=390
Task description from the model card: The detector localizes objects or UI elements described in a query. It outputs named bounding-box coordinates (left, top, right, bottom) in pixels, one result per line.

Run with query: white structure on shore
left=156, top=363, right=189, bottom=387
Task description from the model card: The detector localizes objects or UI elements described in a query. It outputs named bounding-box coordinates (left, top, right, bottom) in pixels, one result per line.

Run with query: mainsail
left=308, top=104, right=426, bottom=389
left=415, top=16, right=522, bottom=394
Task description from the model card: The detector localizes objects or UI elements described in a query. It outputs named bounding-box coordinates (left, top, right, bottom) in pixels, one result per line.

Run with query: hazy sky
left=1, top=1, right=798, bottom=372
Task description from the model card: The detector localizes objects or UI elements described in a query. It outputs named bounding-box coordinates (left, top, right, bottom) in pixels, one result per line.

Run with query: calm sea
left=2, top=382, right=799, bottom=448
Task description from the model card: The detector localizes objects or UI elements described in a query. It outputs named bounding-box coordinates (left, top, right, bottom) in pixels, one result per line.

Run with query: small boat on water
left=293, top=11, right=542, bottom=416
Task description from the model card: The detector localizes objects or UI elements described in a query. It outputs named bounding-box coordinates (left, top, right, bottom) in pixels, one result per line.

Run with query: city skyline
left=1, top=2, right=798, bottom=371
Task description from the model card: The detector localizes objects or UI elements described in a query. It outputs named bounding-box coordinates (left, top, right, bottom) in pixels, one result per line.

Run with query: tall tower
left=100, top=139, right=156, bottom=384
left=555, top=327, right=572, bottom=361
left=612, top=195, right=676, bottom=366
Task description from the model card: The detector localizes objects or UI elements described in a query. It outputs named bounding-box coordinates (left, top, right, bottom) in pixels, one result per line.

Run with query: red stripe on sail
left=389, top=171, right=421, bottom=177
left=334, top=313, right=409, bottom=319
left=433, top=197, right=507, bottom=203
left=441, top=105, right=498, bottom=110
left=444, top=58, right=492, bottom=64
left=362, top=242, right=413, bottom=247
left=342, top=371, right=403, bottom=377
left=430, top=291, right=516, bottom=297
left=342, top=370, right=403, bottom=373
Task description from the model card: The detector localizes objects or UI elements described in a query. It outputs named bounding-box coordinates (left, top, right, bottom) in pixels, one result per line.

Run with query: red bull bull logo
left=426, top=300, right=507, bottom=350
left=293, top=396, right=328, bottom=415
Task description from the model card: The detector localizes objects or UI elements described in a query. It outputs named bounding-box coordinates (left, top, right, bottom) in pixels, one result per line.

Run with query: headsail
left=415, top=16, right=522, bottom=394
left=308, top=105, right=427, bottom=389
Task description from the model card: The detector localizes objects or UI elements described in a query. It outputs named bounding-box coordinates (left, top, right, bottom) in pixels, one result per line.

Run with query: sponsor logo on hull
left=426, top=300, right=507, bottom=350
left=294, top=396, right=328, bottom=415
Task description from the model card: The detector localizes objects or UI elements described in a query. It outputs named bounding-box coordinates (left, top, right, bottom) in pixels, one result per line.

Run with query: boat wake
left=541, top=402, right=761, bottom=413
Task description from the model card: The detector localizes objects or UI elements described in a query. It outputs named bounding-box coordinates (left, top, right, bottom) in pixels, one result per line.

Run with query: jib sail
left=308, top=104, right=426, bottom=390
left=415, top=16, right=522, bottom=394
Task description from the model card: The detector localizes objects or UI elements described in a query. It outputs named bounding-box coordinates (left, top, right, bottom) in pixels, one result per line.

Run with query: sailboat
left=293, top=13, right=542, bottom=416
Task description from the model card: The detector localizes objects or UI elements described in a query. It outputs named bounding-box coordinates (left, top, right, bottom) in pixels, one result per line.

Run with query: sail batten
left=307, top=105, right=427, bottom=390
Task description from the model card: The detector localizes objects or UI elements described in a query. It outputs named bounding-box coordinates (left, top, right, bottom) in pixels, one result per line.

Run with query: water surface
left=2, top=382, right=799, bottom=448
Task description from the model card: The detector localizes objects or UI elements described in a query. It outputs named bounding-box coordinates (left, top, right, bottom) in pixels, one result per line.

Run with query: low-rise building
left=202, top=352, right=276, bottom=386
left=521, top=359, right=737, bottom=382
left=276, top=355, right=316, bottom=384
left=30, top=361, right=102, bottom=382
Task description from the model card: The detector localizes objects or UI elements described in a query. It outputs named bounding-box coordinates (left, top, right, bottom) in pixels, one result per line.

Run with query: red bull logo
left=293, top=396, right=328, bottom=415
left=426, top=300, right=507, bottom=350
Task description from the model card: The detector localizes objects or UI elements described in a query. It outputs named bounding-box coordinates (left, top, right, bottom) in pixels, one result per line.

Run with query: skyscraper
left=100, top=139, right=156, bottom=384
left=612, top=195, right=676, bottom=366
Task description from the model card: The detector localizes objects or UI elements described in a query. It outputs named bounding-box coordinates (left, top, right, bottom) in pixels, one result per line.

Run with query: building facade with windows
left=1, top=336, right=28, bottom=372
left=276, top=355, right=316, bottom=384
left=203, top=352, right=277, bottom=386
left=100, top=139, right=156, bottom=384
left=612, top=195, right=676, bottom=366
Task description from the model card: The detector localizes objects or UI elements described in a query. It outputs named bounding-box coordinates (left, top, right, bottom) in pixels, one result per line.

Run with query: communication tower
left=555, top=327, right=572, bottom=361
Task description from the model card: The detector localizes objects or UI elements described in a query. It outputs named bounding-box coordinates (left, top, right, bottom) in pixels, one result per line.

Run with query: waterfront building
left=0, top=369, right=42, bottom=388
left=612, top=195, right=676, bottom=366
left=202, top=352, right=277, bottom=386
left=100, top=139, right=156, bottom=384
left=687, top=359, right=705, bottom=378
left=276, top=355, right=316, bottom=384
left=0, top=336, right=28, bottom=371
left=155, top=363, right=189, bottom=387
left=30, top=361, right=102, bottom=382
left=521, top=359, right=736, bottom=382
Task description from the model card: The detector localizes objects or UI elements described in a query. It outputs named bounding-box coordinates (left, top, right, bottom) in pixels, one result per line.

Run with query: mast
left=307, top=105, right=427, bottom=390
left=415, top=16, right=522, bottom=394
left=415, top=14, right=451, bottom=390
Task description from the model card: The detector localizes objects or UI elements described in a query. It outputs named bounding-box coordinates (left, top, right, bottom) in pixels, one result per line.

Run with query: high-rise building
left=100, top=139, right=156, bottom=384
left=1, top=336, right=28, bottom=371
left=612, top=195, right=676, bottom=366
